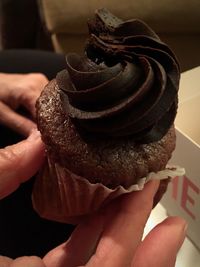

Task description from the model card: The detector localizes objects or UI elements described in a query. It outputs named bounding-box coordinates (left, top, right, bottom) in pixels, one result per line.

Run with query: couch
left=38, top=0, right=200, bottom=72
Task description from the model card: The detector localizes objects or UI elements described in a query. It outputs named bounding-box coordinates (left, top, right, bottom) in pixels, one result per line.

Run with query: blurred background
left=0, top=0, right=200, bottom=72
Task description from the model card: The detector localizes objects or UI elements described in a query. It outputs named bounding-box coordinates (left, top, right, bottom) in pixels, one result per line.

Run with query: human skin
left=0, top=72, right=48, bottom=136
left=0, top=73, right=187, bottom=267
left=0, top=158, right=187, bottom=267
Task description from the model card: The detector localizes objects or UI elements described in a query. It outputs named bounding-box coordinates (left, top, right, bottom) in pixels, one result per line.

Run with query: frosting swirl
left=57, top=8, right=180, bottom=143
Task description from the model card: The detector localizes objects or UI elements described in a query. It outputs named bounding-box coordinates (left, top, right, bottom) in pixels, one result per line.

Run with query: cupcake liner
left=32, top=158, right=185, bottom=224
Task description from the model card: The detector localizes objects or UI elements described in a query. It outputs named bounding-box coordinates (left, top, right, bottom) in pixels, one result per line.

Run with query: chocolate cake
left=32, top=8, right=184, bottom=223
left=37, top=79, right=176, bottom=189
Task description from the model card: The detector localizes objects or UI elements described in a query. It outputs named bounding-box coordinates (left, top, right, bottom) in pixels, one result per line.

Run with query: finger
left=18, top=73, right=48, bottom=116
left=0, top=256, right=13, bottom=267
left=0, top=130, right=45, bottom=199
left=43, top=213, right=105, bottom=267
left=10, top=256, right=45, bottom=267
left=0, top=101, right=36, bottom=136
left=43, top=182, right=159, bottom=267
left=19, top=91, right=41, bottom=117
left=133, top=217, right=187, bottom=267
left=87, top=180, right=160, bottom=267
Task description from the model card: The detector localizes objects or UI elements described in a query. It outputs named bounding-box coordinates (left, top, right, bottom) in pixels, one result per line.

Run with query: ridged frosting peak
left=57, top=8, right=180, bottom=143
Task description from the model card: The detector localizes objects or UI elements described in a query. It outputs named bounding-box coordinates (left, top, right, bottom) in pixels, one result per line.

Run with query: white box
left=161, top=66, right=200, bottom=250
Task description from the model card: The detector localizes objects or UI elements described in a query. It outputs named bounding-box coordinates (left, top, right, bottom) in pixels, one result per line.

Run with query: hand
left=0, top=73, right=48, bottom=136
left=0, top=179, right=187, bottom=267
left=0, top=130, right=45, bottom=199
left=0, top=72, right=47, bottom=197
left=0, top=72, right=47, bottom=265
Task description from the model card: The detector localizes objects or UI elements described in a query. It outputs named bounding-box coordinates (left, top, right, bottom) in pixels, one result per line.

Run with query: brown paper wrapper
left=32, top=158, right=185, bottom=224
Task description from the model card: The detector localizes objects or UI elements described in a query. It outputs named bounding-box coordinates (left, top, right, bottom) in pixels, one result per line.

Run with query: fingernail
left=183, top=221, right=188, bottom=234
left=148, top=179, right=160, bottom=196
left=166, top=217, right=188, bottom=247
left=178, top=218, right=188, bottom=236
left=28, top=129, right=41, bottom=141
left=179, top=220, right=188, bottom=247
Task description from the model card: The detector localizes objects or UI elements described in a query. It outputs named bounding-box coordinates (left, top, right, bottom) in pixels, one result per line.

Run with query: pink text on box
left=171, top=175, right=200, bottom=220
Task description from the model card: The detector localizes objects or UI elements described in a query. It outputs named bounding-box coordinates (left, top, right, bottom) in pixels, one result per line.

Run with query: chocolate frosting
left=57, top=8, right=180, bottom=143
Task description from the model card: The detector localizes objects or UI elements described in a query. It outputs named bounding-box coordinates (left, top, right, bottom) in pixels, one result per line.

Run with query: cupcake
left=32, top=8, right=184, bottom=224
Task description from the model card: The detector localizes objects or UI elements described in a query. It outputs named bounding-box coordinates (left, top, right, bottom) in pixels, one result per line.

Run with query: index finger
left=43, top=181, right=160, bottom=267
left=87, top=180, right=160, bottom=267
left=0, top=130, right=45, bottom=199
left=0, top=101, right=36, bottom=136
left=0, top=256, right=13, bottom=267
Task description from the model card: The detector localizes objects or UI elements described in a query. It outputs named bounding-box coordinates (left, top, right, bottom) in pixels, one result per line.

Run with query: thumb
left=133, top=216, right=187, bottom=267
left=0, top=130, right=45, bottom=199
